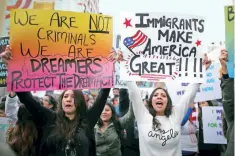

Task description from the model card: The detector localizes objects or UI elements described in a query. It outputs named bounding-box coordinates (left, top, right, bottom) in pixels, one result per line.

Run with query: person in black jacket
left=118, top=89, right=140, bottom=156
left=219, top=49, right=234, bottom=156
left=2, top=46, right=111, bottom=156
left=16, top=88, right=110, bottom=156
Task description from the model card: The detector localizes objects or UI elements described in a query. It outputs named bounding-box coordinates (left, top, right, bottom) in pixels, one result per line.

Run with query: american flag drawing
left=123, top=30, right=148, bottom=50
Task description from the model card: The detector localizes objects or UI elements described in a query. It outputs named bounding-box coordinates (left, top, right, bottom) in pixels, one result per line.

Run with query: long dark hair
left=7, top=105, right=38, bottom=156
left=44, top=94, right=58, bottom=111
left=47, top=90, right=88, bottom=147
left=148, top=88, right=173, bottom=130
left=97, top=102, right=124, bottom=141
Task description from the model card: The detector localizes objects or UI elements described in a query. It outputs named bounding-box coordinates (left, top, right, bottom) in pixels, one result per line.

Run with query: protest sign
left=113, top=34, right=154, bottom=88
left=120, top=12, right=206, bottom=82
left=0, top=37, right=9, bottom=87
left=166, top=63, right=222, bottom=103
left=8, top=9, right=113, bottom=91
left=224, top=6, right=234, bottom=78
left=202, top=106, right=227, bottom=144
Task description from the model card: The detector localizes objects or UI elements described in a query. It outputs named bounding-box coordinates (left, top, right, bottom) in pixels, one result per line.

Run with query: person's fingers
left=5, top=45, right=10, bottom=51
left=2, top=58, right=8, bottom=65
left=2, top=54, right=8, bottom=59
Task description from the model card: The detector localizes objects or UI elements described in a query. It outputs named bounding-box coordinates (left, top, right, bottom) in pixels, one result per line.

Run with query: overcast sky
left=99, top=0, right=234, bottom=44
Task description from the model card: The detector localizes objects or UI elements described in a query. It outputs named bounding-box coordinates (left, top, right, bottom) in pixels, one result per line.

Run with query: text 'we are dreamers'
left=11, top=10, right=113, bottom=90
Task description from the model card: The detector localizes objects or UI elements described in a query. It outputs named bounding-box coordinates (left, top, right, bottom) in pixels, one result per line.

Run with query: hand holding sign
left=0, top=45, right=12, bottom=65
left=202, top=53, right=212, bottom=70
left=108, top=50, right=124, bottom=63
left=219, top=49, right=228, bottom=67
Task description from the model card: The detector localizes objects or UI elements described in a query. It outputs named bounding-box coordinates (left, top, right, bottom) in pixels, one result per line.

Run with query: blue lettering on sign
left=181, top=83, right=189, bottom=86
left=219, top=123, right=222, bottom=128
left=216, top=109, right=222, bottom=114
left=177, top=90, right=185, bottom=95
left=207, top=78, right=215, bottom=83
left=217, top=116, right=222, bottom=120
left=207, top=72, right=212, bottom=77
left=217, top=131, right=223, bottom=136
left=202, top=86, right=213, bottom=92
left=209, top=65, right=214, bottom=70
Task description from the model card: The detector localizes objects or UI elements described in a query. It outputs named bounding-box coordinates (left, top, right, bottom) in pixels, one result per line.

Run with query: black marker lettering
left=227, top=6, right=234, bottom=22
left=11, top=71, right=24, bottom=90
left=89, top=15, right=111, bottom=33
left=142, top=62, right=150, bottom=74
left=14, top=10, right=38, bottom=26
left=30, top=59, right=41, bottom=72
left=135, top=13, right=149, bottom=28
left=37, top=28, right=46, bottom=39
left=50, top=12, right=78, bottom=28
left=20, top=40, right=48, bottom=58
left=198, top=19, right=205, bottom=33
left=93, top=58, right=103, bottom=74
left=90, top=34, right=96, bottom=45
left=41, top=58, right=50, bottom=72
left=50, top=58, right=57, bottom=73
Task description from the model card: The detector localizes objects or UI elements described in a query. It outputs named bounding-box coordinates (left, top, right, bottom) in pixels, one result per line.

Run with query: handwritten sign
left=202, top=106, right=227, bottom=144
left=113, top=34, right=154, bottom=88
left=0, top=37, right=9, bottom=87
left=8, top=9, right=113, bottom=91
left=224, top=6, right=234, bottom=78
left=165, top=63, right=222, bottom=103
left=120, top=12, right=206, bottom=82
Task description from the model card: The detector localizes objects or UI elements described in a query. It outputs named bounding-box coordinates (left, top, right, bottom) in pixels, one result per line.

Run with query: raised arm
left=174, top=83, right=200, bottom=123
left=86, top=88, right=111, bottom=128
left=181, top=107, right=193, bottom=126
left=119, top=101, right=135, bottom=128
left=126, top=81, right=150, bottom=123
left=221, top=74, right=234, bottom=123
left=16, top=92, right=54, bottom=126
left=5, top=92, right=19, bottom=123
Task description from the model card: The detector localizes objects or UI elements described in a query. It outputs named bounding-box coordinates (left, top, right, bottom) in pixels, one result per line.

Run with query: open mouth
left=156, top=101, right=163, bottom=107
left=65, top=104, right=72, bottom=108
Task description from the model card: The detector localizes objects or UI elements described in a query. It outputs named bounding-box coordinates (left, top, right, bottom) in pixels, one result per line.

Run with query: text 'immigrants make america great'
left=120, top=12, right=205, bottom=82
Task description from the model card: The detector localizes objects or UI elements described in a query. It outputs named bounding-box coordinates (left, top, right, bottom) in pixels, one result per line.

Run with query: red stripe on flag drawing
left=129, top=30, right=147, bottom=49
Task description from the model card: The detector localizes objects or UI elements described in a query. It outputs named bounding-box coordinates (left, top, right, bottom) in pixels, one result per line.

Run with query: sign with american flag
left=123, top=30, right=148, bottom=51
left=112, top=34, right=154, bottom=88
left=120, top=12, right=206, bottom=82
